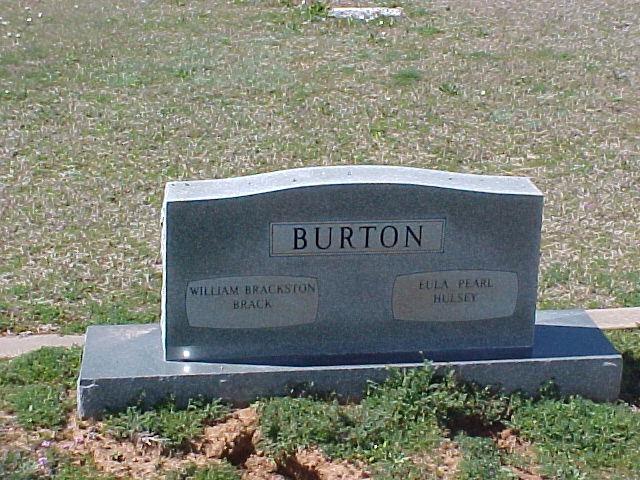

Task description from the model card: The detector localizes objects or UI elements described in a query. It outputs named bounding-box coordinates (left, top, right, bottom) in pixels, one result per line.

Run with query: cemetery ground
left=0, top=0, right=639, bottom=478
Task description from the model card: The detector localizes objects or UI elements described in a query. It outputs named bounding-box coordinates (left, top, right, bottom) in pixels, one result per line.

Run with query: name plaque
left=270, top=220, right=445, bottom=256
left=393, top=270, right=518, bottom=322
left=186, top=276, right=319, bottom=329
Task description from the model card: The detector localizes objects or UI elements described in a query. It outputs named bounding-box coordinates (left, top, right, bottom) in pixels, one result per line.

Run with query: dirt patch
left=58, top=417, right=200, bottom=478
left=495, top=428, right=532, bottom=455
left=278, top=449, right=370, bottom=480
left=411, top=440, right=461, bottom=479
left=55, top=408, right=260, bottom=478
left=243, top=454, right=286, bottom=480
left=495, top=428, right=545, bottom=480
left=195, top=407, right=258, bottom=465
left=0, top=404, right=373, bottom=479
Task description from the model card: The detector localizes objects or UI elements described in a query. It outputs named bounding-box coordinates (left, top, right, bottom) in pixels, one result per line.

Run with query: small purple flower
left=37, top=456, right=48, bottom=467
left=41, top=440, right=52, bottom=448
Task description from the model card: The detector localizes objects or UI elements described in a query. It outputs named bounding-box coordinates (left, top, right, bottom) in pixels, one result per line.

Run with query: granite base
left=77, top=310, right=622, bottom=419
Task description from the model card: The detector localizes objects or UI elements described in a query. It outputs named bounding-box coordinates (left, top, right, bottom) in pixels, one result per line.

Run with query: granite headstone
left=161, top=166, right=543, bottom=365
left=77, top=166, right=622, bottom=418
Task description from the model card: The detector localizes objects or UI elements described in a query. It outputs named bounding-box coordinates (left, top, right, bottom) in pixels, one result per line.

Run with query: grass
left=0, top=0, right=638, bottom=475
left=6, top=384, right=68, bottom=430
left=392, top=68, right=423, bottom=86
left=0, top=347, right=81, bottom=430
left=606, top=329, right=640, bottom=405
left=165, top=462, right=241, bottom=480
left=510, top=396, right=640, bottom=478
left=259, top=362, right=640, bottom=478
left=456, top=435, right=515, bottom=479
left=103, top=397, right=229, bottom=451
left=0, top=0, right=638, bottom=333
left=0, top=347, right=81, bottom=388
left=0, top=449, right=39, bottom=480
left=0, top=450, right=117, bottom=480
left=1, top=342, right=640, bottom=477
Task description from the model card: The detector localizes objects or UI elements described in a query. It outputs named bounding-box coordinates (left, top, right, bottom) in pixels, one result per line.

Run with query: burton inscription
left=270, top=220, right=445, bottom=256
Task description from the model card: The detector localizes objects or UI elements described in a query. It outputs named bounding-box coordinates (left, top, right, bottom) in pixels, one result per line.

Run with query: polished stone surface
left=162, top=166, right=543, bottom=363
left=78, top=310, right=622, bottom=419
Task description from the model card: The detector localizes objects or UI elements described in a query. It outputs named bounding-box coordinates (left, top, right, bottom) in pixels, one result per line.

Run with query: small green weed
left=416, top=25, right=443, bottom=36
left=104, top=397, right=229, bottom=451
left=302, top=1, right=329, bottom=21
left=259, top=397, right=347, bottom=458
left=7, top=384, right=68, bottom=429
left=175, top=67, right=196, bottom=79
left=47, top=452, right=116, bottom=480
left=474, top=27, right=491, bottom=38
left=392, top=68, right=422, bottom=86
left=0, top=449, right=39, bottom=480
left=165, top=461, right=241, bottom=480
left=438, top=82, right=460, bottom=96
left=456, top=435, right=516, bottom=479
left=31, top=303, right=64, bottom=323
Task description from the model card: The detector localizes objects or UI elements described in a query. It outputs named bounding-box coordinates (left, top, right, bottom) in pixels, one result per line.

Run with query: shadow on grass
left=619, top=350, right=640, bottom=405
left=605, top=329, right=640, bottom=405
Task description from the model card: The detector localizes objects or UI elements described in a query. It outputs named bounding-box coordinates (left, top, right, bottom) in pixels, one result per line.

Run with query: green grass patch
left=303, top=1, right=330, bottom=20
left=260, top=365, right=512, bottom=474
left=260, top=364, right=640, bottom=477
left=438, top=82, right=460, bottom=96
left=0, top=449, right=39, bottom=480
left=0, top=346, right=81, bottom=389
left=0, top=347, right=80, bottom=430
left=416, top=25, right=444, bottom=37
left=510, top=395, right=640, bottom=478
left=0, top=347, right=82, bottom=388
left=165, top=461, right=241, bottom=480
left=392, top=68, right=422, bottom=86
left=104, top=397, right=229, bottom=452
left=6, top=384, right=68, bottom=430
left=456, top=435, right=516, bottom=479
left=259, top=397, right=348, bottom=458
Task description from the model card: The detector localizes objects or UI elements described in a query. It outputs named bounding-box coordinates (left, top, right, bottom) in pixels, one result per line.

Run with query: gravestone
left=161, top=166, right=542, bottom=364
left=77, top=166, right=622, bottom=418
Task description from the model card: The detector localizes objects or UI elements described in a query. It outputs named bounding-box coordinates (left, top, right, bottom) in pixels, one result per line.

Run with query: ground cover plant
left=103, top=398, right=229, bottom=452
left=0, top=0, right=638, bottom=334
left=2, top=343, right=640, bottom=479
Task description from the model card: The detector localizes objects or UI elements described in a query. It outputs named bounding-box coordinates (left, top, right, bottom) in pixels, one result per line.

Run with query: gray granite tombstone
left=161, top=166, right=543, bottom=365
left=77, top=166, right=622, bottom=418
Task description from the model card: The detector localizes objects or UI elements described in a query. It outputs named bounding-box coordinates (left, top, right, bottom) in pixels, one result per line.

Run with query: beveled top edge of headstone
left=163, top=166, right=543, bottom=203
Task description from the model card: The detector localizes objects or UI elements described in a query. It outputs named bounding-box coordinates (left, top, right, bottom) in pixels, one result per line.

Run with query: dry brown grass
left=0, top=0, right=638, bottom=332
